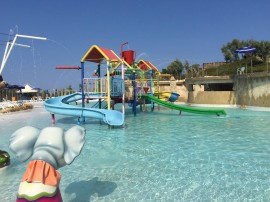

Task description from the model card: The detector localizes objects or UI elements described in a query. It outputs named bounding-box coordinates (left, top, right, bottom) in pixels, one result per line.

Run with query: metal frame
left=0, top=34, right=47, bottom=75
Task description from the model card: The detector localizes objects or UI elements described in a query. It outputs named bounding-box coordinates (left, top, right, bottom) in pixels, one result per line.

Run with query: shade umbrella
left=6, top=84, right=25, bottom=90
left=235, top=47, right=257, bottom=54
left=32, top=87, right=42, bottom=91
left=235, top=46, right=257, bottom=73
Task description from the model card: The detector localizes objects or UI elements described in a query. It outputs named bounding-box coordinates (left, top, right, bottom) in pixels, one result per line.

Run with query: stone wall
left=187, top=73, right=270, bottom=107
left=127, top=74, right=270, bottom=107
left=188, top=91, right=236, bottom=105
left=234, top=74, right=270, bottom=107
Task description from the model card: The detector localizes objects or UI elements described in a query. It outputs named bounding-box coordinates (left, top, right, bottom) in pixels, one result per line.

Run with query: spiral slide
left=44, top=93, right=124, bottom=126
left=141, top=94, right=226, bottom=116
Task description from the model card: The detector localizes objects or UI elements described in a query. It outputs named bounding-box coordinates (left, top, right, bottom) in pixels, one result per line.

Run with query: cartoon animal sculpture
left=9, top=125, right=86, bottom=202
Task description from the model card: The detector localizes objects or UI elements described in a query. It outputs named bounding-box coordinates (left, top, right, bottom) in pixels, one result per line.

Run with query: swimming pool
left=1, top=105, right=270, bottom=201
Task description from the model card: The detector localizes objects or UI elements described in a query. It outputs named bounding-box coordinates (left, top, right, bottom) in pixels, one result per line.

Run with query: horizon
left=1, top=0, right=270, bottom=91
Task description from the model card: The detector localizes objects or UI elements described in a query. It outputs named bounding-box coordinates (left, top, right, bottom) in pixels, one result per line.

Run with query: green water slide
left=141, top=94, right=226, bottom=116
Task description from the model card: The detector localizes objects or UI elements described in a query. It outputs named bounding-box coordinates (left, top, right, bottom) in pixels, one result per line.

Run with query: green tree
left=42, top=90, right=47, bottom=99
left=190, top=64, right=201, bottom=77
left=221, top=39, right=270, bottom=63
left=67, top=85, right=73, bottom=91
left=78, top=83, right=82, bottom=91
left=166, top=59, right=184, bottom=79
left=182, top=60, right=189, bottom=78
left=257, top=41, right=270, bottom=62
left=221, top=39, right=242, bottom=62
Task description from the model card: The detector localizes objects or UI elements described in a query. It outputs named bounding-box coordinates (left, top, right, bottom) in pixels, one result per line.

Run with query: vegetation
left=0, top=103, right=33, bottom=114
left=48, top=85, right=75, bottom=98
left=162, top=39, right=270, bottom=79
left=204, top=58, right=269, bottom=76
left=161, top=59, right=200, bottom=80
left=221, top=39, right=270, bottom=63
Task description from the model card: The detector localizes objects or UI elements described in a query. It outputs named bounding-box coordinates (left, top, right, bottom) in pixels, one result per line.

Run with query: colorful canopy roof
left=81, top=45, right=122, bottom=64
left=138, top=60, right=159, bottom=72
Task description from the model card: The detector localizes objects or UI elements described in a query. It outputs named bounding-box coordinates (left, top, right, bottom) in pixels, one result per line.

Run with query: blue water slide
left=44, top=93, right=124, bottom=126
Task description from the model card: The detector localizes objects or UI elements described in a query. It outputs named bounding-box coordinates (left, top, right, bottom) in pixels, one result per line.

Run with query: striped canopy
left=235, top=47, right=257, bottom=54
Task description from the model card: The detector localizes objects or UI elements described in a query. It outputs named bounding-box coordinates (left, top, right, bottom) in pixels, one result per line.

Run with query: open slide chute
left=141, top=94, right=226, bottom=116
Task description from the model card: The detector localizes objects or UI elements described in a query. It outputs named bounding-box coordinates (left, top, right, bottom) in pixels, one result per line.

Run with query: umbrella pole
left=267, top=55, right=269, bottom=72
left=251, top=57, right=253, bottom=73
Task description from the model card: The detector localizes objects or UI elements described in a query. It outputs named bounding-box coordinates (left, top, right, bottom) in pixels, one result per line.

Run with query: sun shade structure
left=6, top=84, right=25, bottom=90
left=81, top=45, right=122, bottom=64
left=235, top=46, right=257, bottom=54
left=80, top=45, right=123, bottom=110
left=16, top=84, right=39, bottom=93
left=235, top=46, right=257, bottom=73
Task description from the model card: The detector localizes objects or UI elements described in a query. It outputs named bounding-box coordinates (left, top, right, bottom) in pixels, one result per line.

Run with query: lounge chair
left=237, top=67, right=245, bottom=75
left=2, top=98, right=18, bottom=107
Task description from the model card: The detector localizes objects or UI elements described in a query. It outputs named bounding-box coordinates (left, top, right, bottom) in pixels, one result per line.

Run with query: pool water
left=1, top=105, right=270, bottom=201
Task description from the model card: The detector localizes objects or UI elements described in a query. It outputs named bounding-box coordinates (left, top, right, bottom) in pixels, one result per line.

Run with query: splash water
left=135, top=52, right=150, bottom=61
left=45, top=39, right=80, bottom=90
left=47, top=39, right=74, bottom=61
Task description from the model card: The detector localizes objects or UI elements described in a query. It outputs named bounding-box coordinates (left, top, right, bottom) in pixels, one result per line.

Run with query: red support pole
left=51, top=114, right=55, bottom=124
left=56, top=66, right=80, bottom=70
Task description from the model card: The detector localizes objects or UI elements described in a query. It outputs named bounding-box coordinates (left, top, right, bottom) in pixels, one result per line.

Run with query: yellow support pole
left=107, top=61, right=111, bottom=110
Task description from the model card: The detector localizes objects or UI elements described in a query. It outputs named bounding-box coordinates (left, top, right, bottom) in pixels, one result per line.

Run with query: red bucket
left=122, top=50, right=135, bottom=66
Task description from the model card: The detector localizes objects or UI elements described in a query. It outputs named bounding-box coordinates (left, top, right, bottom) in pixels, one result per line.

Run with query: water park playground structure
left=44, top=43, right=226, bottom=126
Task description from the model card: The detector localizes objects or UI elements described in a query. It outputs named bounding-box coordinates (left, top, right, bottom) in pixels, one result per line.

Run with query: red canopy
left=138, top=60, right=159, bottom=72
left=81, top=45, right=122, bottom=64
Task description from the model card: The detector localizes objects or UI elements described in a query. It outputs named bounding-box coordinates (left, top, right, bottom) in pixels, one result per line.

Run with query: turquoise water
left=1, top=105, right=270, bottom=201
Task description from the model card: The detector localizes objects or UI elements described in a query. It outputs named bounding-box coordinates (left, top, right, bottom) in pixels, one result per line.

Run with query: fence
left=83, top=77, right=124, bottom=98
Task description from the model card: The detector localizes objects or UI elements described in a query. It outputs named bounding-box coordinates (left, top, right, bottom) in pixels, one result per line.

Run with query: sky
left=1, top=0, right=270, bottom=91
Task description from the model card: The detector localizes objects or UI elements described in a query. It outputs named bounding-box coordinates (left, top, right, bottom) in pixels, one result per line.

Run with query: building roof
left=17, top=84, right=39, bottom=93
